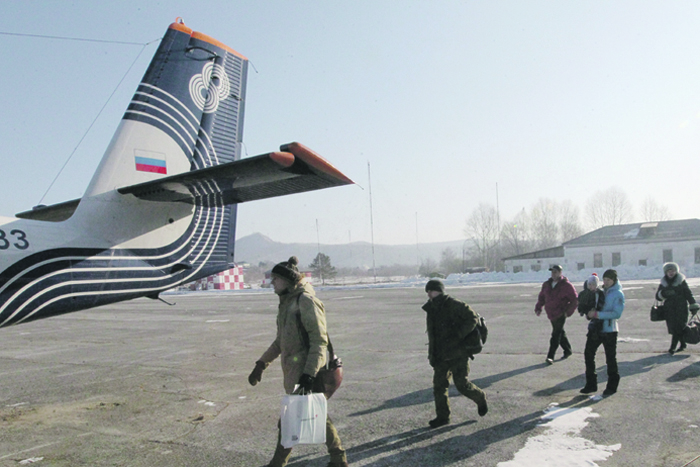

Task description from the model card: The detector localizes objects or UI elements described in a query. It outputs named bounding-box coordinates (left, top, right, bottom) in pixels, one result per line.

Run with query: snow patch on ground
left=497, top=403, right=620, bottom=467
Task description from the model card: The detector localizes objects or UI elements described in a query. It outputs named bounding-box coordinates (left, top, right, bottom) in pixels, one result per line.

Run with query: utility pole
left=368, top=162, right=377, bottom=283
left=415, top=211, right=420, bottom=273
left=316, top=218, right=323, bottom=284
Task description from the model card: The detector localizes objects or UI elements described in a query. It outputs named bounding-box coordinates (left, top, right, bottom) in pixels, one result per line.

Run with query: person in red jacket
left=534, top=265, right=579, bottom=364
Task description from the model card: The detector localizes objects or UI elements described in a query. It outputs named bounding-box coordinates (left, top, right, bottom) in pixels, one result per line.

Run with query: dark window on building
left=594, top=253, right=603, bottom=268
left=639, top=259, right=647, bottom=266
left=577, top=262, right=585, bottom=270
left=663, top=249, right=673, bottom=263
left=513, top=265, right=523, bottom=273
left=531, top=264, right=541, bottom=272
left=612, top=252, right=621, bottom=267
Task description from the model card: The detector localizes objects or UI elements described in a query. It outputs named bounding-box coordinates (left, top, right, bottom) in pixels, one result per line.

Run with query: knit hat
left=425, top=279, right=445, bottom=294
left=587, top=273, right=600, bottom=287
left=603, top=269, right=618, bottom=283
left=271, top=256, right=302, bottom=283
left=663, top=262, right=680, bottom=274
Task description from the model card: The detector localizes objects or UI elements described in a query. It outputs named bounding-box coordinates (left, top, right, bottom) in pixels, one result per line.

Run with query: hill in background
left=234, top=233, right=468, bottom=269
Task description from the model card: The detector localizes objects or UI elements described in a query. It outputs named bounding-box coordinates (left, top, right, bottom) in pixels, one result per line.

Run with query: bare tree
left=439, top=248, right=462, bottom=275
left=585, top=187, right=633, bottom=229
left=640, top=197, right=672, bottom=222
left=464, top=203, right=500, bottom=270
left=419, top=258, right=438, bottom=277
left=501, top=209, right=534, bottom=258
left=559, top=200, right=583, bottom=242
left=530, top=198, right=559, bottom=250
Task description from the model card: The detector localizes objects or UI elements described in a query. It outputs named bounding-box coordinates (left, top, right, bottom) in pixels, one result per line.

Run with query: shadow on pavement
left=667, top=358, right=700, bottom=382
left=292, top=396, right=600, bottom=466
left=533, top=353, right=689, bottom=396
left=349, top=362, right=547, bottom=417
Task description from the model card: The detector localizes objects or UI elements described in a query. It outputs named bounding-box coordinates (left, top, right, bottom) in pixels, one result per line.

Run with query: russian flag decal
left=135, top=155, right=167, bottom=174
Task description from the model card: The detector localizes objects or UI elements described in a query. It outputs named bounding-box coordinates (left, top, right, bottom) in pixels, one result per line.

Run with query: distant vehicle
left=463, top=267, right=489, bottom=274
left=0, top=20, right=353, bottom=328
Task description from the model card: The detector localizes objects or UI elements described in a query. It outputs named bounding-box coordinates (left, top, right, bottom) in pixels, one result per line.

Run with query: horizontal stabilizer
left=118, top=142, right=353, bottom=205
left=16, top=198, right=81, bottom=222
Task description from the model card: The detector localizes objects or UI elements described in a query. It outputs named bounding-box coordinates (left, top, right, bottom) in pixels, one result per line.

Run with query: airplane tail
left=1, top=21, right=352, bottom=327
left=82, top=20, right=248, bottom=276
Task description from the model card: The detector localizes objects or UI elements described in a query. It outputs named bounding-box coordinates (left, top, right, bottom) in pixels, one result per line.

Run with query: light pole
left=462, top=238, right=470, bottom=273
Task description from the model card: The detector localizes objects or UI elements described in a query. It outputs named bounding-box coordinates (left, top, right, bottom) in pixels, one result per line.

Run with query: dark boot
left=477, top=396, right=488, bottom=417
left=327, top=462, right=350, bottom=467
left=580, top=373, right=598, bottom=394
left=603, top=373, right=620, bottom=396
left=678, top=337, right=687, bottom=352
left=429, top=417, right=450, bottom=428
left=669, top=336, right=679, bottom=354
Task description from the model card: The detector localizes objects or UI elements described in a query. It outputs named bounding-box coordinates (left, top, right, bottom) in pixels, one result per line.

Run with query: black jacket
left=423, top=294, right=478, bottom=365
left=656, top=273, right=696, bottom=335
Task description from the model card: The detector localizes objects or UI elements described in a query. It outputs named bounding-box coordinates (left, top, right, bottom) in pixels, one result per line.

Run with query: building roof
left=562, top=218, right=700, bottom=248
left=502, top=245, right=564, bottom=261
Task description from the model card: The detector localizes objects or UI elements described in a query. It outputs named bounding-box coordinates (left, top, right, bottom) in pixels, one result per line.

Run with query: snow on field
left=170, top=264, right=700, bottom=295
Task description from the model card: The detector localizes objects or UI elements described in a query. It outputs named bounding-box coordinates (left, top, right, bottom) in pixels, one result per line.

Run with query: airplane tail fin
left=83, top=20, right=249, bottom=271
left=0, top=20, right=354, bottom=327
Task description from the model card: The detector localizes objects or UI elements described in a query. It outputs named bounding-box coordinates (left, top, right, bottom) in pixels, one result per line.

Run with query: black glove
left=690, top=303, right=700, bottom=315
left=298, top=374, right=315, bottom=394
left=248, top=361, right=266, bottom=386
left=662, top=289, right=676, bottom=298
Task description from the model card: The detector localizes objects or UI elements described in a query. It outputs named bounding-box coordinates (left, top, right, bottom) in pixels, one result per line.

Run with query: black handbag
left=650, top=301, right=667, bottom=322
left=683, top=316, right=700, bottom=345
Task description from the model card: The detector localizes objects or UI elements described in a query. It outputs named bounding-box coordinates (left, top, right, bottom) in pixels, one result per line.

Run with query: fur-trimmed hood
left=661, top=272, right=687, bottom=288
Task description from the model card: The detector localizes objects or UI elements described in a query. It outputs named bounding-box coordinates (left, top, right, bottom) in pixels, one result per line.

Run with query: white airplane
left=0, top=20, right=353, bottom=328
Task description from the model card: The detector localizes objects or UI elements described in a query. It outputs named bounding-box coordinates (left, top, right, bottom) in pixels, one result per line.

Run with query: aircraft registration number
left=0, top=229, right=29, bottom=250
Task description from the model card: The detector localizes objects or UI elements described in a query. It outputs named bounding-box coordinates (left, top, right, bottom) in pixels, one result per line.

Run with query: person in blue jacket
left=580, top=269, right=624, bottom=396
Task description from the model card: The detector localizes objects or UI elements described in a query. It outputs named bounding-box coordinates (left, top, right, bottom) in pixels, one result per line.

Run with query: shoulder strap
left=295, top=295, right=335, bottom=365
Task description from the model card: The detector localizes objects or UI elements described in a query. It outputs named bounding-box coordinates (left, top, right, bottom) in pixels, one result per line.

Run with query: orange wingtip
left=269, top=152, right=295, bottom=168
left=169, top=19, right=192, bottom=34
left=168, top=20, right=248, bottom=61
left=280, top=143, right=354, bottom=185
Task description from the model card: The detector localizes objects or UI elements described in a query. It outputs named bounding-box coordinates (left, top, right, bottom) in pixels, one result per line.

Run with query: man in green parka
left=423, top=279, right=488, bottom=428
left=248, top=256, right=348, bottom=467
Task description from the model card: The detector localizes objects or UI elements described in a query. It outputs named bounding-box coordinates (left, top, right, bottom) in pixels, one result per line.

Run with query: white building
left=503, top=219, right=700, bottom=273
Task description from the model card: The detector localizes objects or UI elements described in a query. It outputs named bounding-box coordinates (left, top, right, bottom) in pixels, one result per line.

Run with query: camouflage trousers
left=432, top=357, right=485, bottom=420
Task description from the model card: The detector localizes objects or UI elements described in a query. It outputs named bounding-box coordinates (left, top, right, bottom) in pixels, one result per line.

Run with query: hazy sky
left=3, top=1, right=700, bottom=245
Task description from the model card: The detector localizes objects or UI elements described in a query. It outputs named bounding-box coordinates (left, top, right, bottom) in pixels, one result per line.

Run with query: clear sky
left=2, top=1, right=700, bottom=245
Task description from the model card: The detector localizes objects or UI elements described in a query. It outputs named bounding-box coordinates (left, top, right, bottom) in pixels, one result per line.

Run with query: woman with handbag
left=656, top=262, right=700, bottom=354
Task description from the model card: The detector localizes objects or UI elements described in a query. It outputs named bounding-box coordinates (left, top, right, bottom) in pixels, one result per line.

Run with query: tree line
left=430, top=187, right=671, bottom=275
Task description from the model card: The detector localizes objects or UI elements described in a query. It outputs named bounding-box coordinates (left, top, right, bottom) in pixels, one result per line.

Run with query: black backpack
left=463, top=315, right=488, bottom=356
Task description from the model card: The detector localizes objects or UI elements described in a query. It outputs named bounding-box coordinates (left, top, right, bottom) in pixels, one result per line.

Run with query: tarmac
left=1, top=280, right=700, bottom=466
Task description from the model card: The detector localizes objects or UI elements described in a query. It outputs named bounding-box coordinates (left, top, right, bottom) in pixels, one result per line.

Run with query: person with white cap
left=656, top=262, right=700, bottom=354
left=534, top=265, right=579, bottom=364
left=577, top=273, right=606, bottom=394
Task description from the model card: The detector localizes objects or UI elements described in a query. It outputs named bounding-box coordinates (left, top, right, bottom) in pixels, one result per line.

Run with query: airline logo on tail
left=189, top=62, right=230, bottom=113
